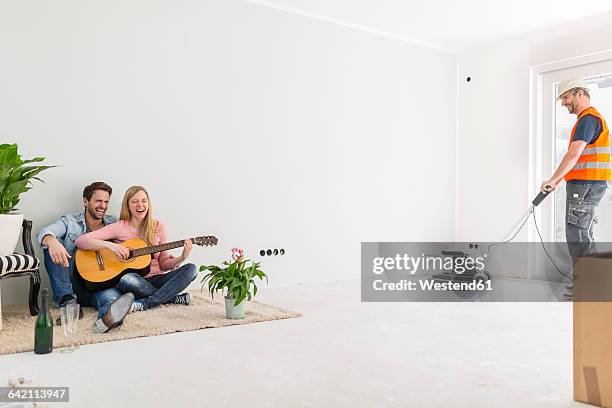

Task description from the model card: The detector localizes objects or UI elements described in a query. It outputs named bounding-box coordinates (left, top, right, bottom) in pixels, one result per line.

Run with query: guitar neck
left=130, top=238, right=193, bottom=258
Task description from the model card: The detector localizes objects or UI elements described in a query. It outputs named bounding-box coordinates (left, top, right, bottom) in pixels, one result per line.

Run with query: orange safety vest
left=564, top=107, right=612, bottom=182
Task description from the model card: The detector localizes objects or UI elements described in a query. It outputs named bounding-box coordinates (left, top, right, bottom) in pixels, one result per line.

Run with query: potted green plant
left=200, top=247, right=268, bottom=319
left=0, top=144, right=55, bottom=255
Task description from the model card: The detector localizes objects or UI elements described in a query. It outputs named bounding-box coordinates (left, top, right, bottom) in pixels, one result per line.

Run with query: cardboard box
left=574, top=255, right=612, bottom=407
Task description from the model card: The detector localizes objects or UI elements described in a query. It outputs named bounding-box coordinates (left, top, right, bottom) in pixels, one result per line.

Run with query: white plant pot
left=0, top=213, right=24, bottom=256
left=0, top=281, right=3, bottom=331
left=225, top=297, right=246, bottom=319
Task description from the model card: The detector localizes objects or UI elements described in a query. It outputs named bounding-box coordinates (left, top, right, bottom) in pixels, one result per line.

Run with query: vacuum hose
left=489, top=185, right=553, bottom=251
left=488, top=184, right=570, bottom=280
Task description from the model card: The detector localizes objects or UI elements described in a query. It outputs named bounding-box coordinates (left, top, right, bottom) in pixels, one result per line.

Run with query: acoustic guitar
left=75, top=236, right=218, bottom=291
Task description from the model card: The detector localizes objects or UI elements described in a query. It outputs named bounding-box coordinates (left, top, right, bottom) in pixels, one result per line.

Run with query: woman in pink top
left=76, top=185, right=197, bottom=318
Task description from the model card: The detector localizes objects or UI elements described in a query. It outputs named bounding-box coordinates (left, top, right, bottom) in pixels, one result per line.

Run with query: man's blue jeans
left=566, top=182, right=607, bottom=258
left=43, top=248, right=120, bottom=318
left=116, top=263, right=198, bottom=309
left=89, top=287, right=123, bottom=319
left=43, top=249, right=91, bottom=307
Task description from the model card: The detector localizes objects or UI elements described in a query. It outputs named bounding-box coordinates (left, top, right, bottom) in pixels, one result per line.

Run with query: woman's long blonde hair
left=120, top=186, right=157, bottom=245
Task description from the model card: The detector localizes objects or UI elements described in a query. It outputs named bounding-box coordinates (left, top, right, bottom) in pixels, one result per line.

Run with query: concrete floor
left=0, top=280, right=591, bottom=407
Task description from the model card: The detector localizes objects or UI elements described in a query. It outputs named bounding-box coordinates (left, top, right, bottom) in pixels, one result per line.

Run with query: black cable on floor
left=531, top=210, right=572, bottom=281
left=487, top=204, right=572, bottom=281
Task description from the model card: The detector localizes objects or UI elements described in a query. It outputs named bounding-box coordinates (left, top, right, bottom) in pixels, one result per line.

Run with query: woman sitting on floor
left=75, top=185, right=197, bottom=319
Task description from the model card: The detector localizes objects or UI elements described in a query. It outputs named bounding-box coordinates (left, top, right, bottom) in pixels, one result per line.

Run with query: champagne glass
left=60, top=303, right=80, bottom=352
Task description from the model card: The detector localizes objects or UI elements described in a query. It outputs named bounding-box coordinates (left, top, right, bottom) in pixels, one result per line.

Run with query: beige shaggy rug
left=0, top=290, right=301, bottom=355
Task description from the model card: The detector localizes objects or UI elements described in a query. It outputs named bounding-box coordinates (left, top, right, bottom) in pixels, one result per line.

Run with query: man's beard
left=87, top=206, right=105, bottom=220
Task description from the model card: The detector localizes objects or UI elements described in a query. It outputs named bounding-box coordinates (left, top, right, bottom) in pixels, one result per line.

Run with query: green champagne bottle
left=34, top=288, right=53, bottom=354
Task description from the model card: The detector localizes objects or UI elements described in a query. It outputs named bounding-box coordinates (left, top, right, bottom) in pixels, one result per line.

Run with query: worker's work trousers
left=566, top=182, right=607, bottom=259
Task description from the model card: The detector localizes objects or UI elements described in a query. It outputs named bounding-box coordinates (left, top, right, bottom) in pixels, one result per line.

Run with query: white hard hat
left=557, top=78, right=589, bottom=100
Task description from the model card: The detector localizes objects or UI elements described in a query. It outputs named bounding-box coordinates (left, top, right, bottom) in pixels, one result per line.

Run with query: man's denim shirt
left=36, top=212, right=118, bottom=255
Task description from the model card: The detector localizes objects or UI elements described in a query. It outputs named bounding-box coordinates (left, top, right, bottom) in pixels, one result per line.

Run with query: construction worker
left=540, top=78, right=611, bottom=259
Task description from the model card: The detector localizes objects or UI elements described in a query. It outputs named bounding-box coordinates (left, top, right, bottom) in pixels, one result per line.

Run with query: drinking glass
left=60, top=303, right=80, bottom=352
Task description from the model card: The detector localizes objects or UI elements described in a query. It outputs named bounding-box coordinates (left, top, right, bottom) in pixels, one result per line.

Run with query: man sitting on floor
left=36, top=181, right=134, bottom=332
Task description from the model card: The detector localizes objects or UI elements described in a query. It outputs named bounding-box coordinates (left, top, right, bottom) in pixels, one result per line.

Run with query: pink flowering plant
left=200, top=247, right=268, bottom=306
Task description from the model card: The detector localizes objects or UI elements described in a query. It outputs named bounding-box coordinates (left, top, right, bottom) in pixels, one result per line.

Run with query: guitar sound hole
left=116, top=254, right=135, bottom=263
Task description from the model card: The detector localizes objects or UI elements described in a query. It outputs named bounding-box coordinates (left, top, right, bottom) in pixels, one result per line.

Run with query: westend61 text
left=373, top=279, right=493, bottom=292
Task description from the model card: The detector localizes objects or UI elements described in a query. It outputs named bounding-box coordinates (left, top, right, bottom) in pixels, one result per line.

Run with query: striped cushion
left=0, top=254, right=40, bottom=277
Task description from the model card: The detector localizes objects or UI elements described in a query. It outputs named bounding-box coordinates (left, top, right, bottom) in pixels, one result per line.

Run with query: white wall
left=0, top=0, right=457, bottom=305
left=456, top=11, right=612, bottom=242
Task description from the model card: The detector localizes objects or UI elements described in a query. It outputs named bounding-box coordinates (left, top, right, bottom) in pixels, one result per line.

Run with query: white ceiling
left=245, top=0, right=612, bottom=52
